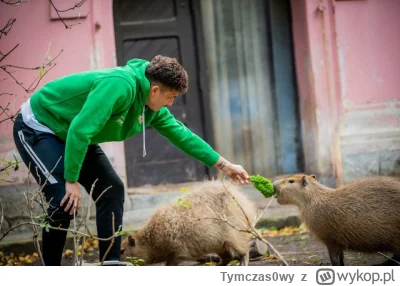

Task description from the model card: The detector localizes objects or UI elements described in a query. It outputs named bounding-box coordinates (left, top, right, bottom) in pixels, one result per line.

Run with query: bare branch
left=0, top=18, right=16, bottom=40
left=24, top=192, right=45, bottom=265
left=49, top=0, right=89, bottom=29
left=256, top=236, right=289, bottom=266
left=0, top=220, right=120, bottom=242
left=76, top=184, right=112, bottom=232
left=0, top=199, right=4, bottom=235
left=0, top=156, right=20, bottom=173
left=0, top=110, right=19, bottom=124
left=101, top=212, right=115, bottom=265
left=23, top=164, right=44, bottom=265
left=253, top=197, right=274, bottom=227
left=1, top=47, right=62, bottom=70
left=37, top=156, right=62, bottom=194
left=79, top=235, right=85, bottom=266
left=0, top=49, right=63, bottom=93
left=193, top=180, right=290, bottom=266
left=176, top=180, right=289, bottom=265
left=26, top=63, right=57, bottom=92
left=189, top=215, right=251, bottom=234
left=0, top=102, right=11, bottom=116
left=0, top=96, right=19, bottom=124
left=220, top=181, right=289, bottom=265
left=0, top=103, right=10, bottom=118
left=72, top=213, right=78, bottom=266
left=79, top=178, right=97, bottom=266
left=0, top=44, right=19, bottom=63
left=378, top=252, right=400, bottom=265
left=0, top=0, right=29, bottom=6
left=0, top=154, right=121, bottom=266
left=51, top=0, right=86, bottom=12
left=1, top=173, right=117, bottom=246
left=221, top=181, right=253, bottom=227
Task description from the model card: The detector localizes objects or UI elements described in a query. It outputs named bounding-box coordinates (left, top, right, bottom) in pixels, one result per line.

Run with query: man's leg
left=13, top=114, right=71, bottom=266
left=79, top=145, right=125, bottom=262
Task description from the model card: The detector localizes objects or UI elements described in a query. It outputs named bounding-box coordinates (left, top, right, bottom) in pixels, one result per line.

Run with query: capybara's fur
left=273, top=174, right=400, bottom=266
left=121, top=181, right=257, bottom=266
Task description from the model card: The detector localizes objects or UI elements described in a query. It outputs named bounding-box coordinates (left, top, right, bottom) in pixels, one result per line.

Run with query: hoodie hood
left=126, top=59, right=151, bottom=105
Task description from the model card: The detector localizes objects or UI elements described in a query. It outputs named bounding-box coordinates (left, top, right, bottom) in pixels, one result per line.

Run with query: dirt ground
left=248, top=233, right=389, bottom=266
left=1, top=229, right=390, bottom=266
left=187, top=232, right=388, bottom=267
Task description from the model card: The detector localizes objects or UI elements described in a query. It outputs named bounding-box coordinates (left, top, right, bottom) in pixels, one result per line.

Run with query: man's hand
left=214, top=157, right=250, bottom=184
left=61, top=181, right=82, bottom=215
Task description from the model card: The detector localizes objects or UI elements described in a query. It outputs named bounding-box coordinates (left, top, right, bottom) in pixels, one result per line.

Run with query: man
left=13, top=55, right=250, bottom=266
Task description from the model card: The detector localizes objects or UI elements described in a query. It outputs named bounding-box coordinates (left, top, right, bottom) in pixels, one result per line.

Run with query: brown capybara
left=121, top=181, right=257, bottom=266
left=273, top=174, right=400, bottom=266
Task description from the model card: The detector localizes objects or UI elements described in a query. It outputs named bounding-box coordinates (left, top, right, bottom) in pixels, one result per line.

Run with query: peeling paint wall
left=291, top=0, right=400, bottom=185
left=336, top=0, right=400, bottom=182
left=0, top=0, right=126, bottom=186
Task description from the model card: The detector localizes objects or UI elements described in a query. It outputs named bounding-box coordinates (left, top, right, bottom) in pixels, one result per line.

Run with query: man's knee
left=47, top=204, right=74, bottom=226
left=100, top=176, right=125, bottom=202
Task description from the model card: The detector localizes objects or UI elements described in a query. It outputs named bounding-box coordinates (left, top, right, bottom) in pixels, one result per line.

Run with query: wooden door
left=113, top=0, right=209, bottom=187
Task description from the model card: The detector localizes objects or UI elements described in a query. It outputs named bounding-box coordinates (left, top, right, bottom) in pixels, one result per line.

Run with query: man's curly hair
left=145, top=55, right=188, bottom=94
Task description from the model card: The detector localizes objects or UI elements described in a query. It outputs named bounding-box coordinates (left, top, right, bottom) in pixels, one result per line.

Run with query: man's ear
left=128, top=235, right=135, bottom=246
left=150, top=85, right=160, bottom=94
left=302, top=176, right=308, bottom=187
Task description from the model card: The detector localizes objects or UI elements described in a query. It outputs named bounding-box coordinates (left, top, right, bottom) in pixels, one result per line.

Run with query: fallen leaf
left=64, top=249, right=74, bottom=255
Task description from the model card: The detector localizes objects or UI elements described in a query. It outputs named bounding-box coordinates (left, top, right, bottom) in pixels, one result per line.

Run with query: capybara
left=272, top=174, right=400, bottom=266
left=121, top=181, right=257, bottom=266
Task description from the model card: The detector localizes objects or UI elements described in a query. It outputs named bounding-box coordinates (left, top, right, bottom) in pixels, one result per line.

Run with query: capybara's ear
left=128, top=235, right=135, bottom=246
left=310, top=174, right=316, bottom=179
left=302, top=176, right=308, bottom=187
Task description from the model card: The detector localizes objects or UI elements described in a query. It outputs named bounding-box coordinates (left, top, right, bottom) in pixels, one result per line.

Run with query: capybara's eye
left=288, top=179, right=295, bottom=183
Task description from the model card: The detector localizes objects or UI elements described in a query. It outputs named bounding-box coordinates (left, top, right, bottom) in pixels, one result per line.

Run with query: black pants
left=13, top=114, right=124, bottom=265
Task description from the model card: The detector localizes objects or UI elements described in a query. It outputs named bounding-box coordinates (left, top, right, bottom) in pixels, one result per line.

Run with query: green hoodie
left=30, top=59, right=220, bottom=182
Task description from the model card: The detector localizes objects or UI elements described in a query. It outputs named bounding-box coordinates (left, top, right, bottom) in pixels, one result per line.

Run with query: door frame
left=190, top=0, right=218, bottom=178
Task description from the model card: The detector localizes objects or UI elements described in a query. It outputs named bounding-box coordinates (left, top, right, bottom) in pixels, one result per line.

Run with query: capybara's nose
left=272, top=183, right=279, bottom=195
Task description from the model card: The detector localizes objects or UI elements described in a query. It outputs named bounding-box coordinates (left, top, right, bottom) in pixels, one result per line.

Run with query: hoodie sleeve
left=149, top=107, right=220, bottom=167
left=64, top=77, right=133, bottom=182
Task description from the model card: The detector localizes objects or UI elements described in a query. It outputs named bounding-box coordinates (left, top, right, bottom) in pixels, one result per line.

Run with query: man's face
left=145, top=85, right=179, bottom=111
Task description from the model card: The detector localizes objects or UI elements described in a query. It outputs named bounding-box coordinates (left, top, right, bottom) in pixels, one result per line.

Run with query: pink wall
left=335, top=0, right=400, bottom=182
left=0, top=0, right=126, bottom=185
left=291, top=0, right=400, bottom=184
left=336, top=0, right=400, bottom=107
